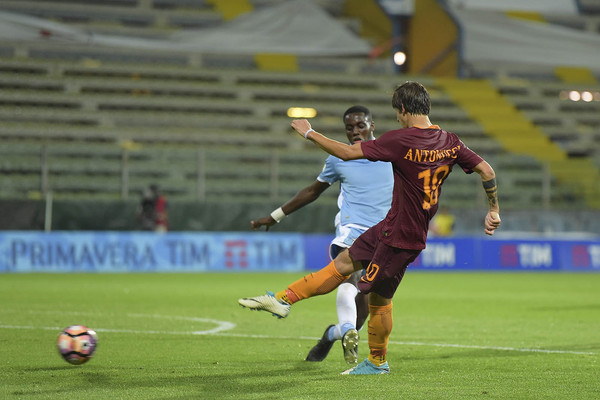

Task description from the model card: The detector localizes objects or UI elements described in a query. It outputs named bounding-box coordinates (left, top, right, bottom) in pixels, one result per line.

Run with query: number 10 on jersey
left=418, top=166, right=450, bottom=210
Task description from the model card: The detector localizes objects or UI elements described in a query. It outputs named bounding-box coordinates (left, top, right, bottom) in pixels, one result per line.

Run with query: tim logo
left=500, top=245, right=519, bottom=267
left=224, top=240, right=248, bottom=268
left=421, top=243, right=456, bottom=268
left=571, top=245, right=600, bottom=269
left=501, top=244, right=552, bottom=268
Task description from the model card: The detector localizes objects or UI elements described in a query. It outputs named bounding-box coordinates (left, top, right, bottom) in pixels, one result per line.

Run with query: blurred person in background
left=240, top=81, right=501, bottom=375
left=429, top=205, right=455, bottom=236
left=137, top=184, right=168, bottom=232
left=249, top=105, right=393, bottom=364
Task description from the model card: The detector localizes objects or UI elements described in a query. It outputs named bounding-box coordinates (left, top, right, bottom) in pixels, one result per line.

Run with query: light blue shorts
left=329, top=224, right=367, bottom=260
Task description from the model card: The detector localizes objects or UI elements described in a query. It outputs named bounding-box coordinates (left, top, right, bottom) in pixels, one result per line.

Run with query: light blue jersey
left=317, top=155, right=393, bottom=255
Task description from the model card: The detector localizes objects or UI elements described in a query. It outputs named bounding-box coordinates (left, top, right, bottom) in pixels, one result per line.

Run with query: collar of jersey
left=412, top=124, right=440, bottom=130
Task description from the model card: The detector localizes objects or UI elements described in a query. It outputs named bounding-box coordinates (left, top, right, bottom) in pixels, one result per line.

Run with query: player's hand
left=484, top=211, right=501, bottom=235
left=250, top=216, right=276, bottom=231
left=291, top=119, right=312, bottom=138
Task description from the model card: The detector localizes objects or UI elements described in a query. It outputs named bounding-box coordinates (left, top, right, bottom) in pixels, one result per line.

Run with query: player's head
left=392, top=81, right=431, bottom=116
left=343, top=105, right=375, bottom=144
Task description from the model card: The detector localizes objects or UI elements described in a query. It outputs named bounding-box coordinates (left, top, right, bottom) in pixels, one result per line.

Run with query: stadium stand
left=545, top=0, right=600, bottom=32
left=0, top=0, right=599, bottom=217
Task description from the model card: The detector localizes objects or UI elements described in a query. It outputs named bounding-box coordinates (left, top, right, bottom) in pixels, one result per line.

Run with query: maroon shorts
left=348, top=224, right=421, bottom=299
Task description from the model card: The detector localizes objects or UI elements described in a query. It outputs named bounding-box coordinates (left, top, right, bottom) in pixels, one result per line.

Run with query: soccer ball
left=57, top=325, right=98, bottom=365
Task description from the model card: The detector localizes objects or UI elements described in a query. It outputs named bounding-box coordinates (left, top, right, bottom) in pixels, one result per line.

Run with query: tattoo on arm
left=482, top=178, right=498, bottom=208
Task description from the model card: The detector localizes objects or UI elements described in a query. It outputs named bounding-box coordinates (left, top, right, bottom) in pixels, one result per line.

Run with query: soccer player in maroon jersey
left=239, top=81, right=501, bottom=375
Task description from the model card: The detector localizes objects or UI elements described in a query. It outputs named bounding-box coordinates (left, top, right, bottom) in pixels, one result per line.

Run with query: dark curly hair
left=343, top=105, right=372, bottom=122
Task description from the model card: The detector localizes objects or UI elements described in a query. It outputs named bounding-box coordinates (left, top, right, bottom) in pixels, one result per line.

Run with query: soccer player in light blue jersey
left=250, top=105, right=393, bottom=364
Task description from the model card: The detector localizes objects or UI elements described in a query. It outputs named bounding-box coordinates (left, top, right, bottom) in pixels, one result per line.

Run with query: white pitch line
left=217, top=332, right=596, bottom=356
left=0, top=324, right=231, bottom=336
left=0, top=312, right=236, bottom=336
left=385, top=340, right=596, bottom=355
left=124, top=314, right=236, bottom=335
left=0, top=323, right=595, bottom=356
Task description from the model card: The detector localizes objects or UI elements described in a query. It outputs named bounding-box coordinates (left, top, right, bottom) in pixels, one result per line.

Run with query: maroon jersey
left=360, top=126, right=483, bottom=250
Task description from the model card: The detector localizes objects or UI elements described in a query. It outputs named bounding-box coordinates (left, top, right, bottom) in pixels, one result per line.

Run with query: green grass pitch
left=0, top=272, right=599, bottom=399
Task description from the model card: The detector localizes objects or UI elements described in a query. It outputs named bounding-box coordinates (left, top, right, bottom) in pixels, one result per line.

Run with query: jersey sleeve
left=360, top=132, right=398, bottom=162
left=456, top=140, right=483, bottom=174
left=317, top=155, right=339, bottom=184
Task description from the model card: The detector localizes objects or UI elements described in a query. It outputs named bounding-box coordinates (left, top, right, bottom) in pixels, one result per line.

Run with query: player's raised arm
left=291, top=119, right=364, bottom=161
left=250, top=180, right=329, bottom=231
left=472, top=160, right=501, bottom=235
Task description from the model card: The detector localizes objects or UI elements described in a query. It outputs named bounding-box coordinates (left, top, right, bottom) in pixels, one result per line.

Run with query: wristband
left=304, top=128, right=315, bottom=139
left=270, top=207, right=286, bottom=223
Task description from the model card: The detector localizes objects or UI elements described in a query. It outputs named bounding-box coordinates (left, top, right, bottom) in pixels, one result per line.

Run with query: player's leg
left=343, top=243, right=420, bottom=375
left=337, top=271, right=361, bottom=363
left=365, top=293, right=393, bottom=368
left=346, top=290, right=369, bottom=362
left=342, top=293, right=392, bottom=375
left=310, top=280, right=359, bottom=342
left=355, top=292, right=369, bottom=331
left=307, top=242, right=362, bottom=362
left=306, top=270, right=361, bottom=362
left=238, top=250, right=360, bottom=318
left=305, top=324, right=336, bottom=362
left=330, top=228, right=371, bottom=362
left=330, top=245, right=360, bottom=343
left=329, top=290, right=370, bottom=364
left=336, top=269, right=362, bottom=333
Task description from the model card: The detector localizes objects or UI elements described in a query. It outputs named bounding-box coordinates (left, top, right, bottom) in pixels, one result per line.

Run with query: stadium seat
left=0, top=1, right=598, bottom=211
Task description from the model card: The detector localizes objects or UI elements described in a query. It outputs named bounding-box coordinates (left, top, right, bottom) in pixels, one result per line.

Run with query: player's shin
left=276, top=260, right=349, bottom=304
left=335, top=282, right=359, bottom=337
left=367, top=303, right=393, bottom=366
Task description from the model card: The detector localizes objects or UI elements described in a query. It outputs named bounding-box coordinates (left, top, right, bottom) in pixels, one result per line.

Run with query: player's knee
left=338, top=282, right=358, bottom=298
left=369, top=292, right=392, bottom=306
left=333, top=252, right=355, bottom=276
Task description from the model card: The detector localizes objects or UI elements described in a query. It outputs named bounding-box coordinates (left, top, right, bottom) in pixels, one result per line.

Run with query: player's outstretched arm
left=472, top=160, right=501, bottom=236
left=291, top=119, right=364, bottom=161
left=250, top=180, right=330, bottom=231
left=250, top=216, right=277, bottom=231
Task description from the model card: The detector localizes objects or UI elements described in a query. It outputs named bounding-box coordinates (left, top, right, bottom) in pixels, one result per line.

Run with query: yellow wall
left=555, top=67, right=598, bottom=84
left=254, top=54, right=298, bottom=72
left=343, top=0, right=392, bottom=56
left=207, top=0, right=253, bottom=20
left=408, top=0, right=458, bottom=76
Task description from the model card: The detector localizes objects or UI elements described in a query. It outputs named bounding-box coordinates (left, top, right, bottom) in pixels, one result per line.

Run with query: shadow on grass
left=22, top=366, right=75, bottom=372
left=12, top=360, right=338, bottom=399
left=9, top=369, right=113, bottom=398
left=196, top=360, right=336, bottom=398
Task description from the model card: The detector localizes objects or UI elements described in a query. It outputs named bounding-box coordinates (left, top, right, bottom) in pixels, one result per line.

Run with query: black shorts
left=348, top=224, right=421, bottom=299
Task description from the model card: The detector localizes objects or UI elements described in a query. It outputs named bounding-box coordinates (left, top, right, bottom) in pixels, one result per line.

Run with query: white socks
left=328, top=282, right=359, bottom=341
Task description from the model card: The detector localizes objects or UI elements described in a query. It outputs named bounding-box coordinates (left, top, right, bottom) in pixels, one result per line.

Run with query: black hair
left=392, top=81, right=430, bottom=115
left=343, top=105, right=372, bottom=122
